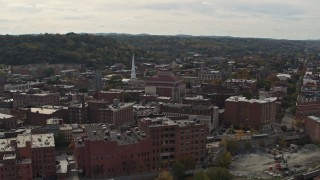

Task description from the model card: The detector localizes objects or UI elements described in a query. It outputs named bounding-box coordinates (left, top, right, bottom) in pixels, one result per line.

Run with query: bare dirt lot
left=230, top=145, right=320, bottom=179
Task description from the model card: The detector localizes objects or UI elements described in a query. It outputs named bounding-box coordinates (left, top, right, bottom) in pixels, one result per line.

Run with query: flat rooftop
left=225, top=79, right=257, bottom=83
left=308, top=116, right=320, bottom=123
left=226, top=96, right=277, bottom=103
left=17, top=133, right=55, bottom=148
left=79, top=124, right=146, bottom=145
left=0, top=113, right=14, bottom=119
left=0, top=138, right=16, bottom=152
left=141, top=117, right=203, bottom=128
left=31, top=108, right=58, bottom=115
left=162, top=103, right=213, bottom=110
left=31, top=133, right=55, bottom=148
left=100, top=102, right=134, bottom=111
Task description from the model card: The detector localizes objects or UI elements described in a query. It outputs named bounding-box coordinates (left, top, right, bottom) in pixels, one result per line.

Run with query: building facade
left=98, top=101, right=134, bottom=128
left=305, top=116, right=320, bottom=142
left=73, top=117, right=207, bottom=178
left=224, top=96, right=277, bottom=130
left=145, top=71, right=186, bottom=101
left=198, top=70, right=224, bottom=82
left=296, top=96, right=320, bottom=119
left=13, top=92, right=60, bottom=108
left=159, top=103, right=219, bottom=132
left=0, top=133, right=56, bottom=180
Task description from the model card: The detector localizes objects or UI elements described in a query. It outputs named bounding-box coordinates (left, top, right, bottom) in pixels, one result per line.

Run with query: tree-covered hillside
left=0, top=33, right=319, bottom=68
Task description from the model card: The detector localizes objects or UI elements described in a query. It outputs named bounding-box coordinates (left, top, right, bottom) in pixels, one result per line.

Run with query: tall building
left=145, top=71, right=186, bottom=101
left=73, top=117, right=207, bottom=178
left=224, top=96, right=277, bottom=131
left=0, top=133, right=56, bottom=179
left=131, top=54, right=136, bottom=79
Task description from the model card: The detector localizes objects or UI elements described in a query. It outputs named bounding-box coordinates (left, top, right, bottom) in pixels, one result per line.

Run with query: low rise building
left=26, top=106, right=68, bottom=126
left=13, top=92, right=60, bottom=108
left=0, top=113, right=18, bottom=130
left=198, top=70, right=224, bottom=82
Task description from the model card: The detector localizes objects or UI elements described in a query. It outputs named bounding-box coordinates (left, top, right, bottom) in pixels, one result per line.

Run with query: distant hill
left=0, top=33, right=318, bottom=68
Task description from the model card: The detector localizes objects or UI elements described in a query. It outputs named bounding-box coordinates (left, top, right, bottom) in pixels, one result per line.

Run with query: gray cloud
left=0, top=0, right=319, bottom=39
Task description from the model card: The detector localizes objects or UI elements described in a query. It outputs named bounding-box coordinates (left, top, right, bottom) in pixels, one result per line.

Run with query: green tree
left=278, top=137, right=287, bottom=148
left=179, top=155, right=196, bottom=170
left=264, top=81, right=271, bottom=91
left=157, top=170, right=173, bottom=180
left=109, top=75, right=122, bottom=84
left=194, top=170, right=209, bottom=180
left=172, top=161, right=186, bottom=179
left=78, top=88, right=88, bottom=93
left=217, top=152, right=232, bottom=168
left=44, top=67, right=55, bottom=77
left=207, top=167, right=233, bottom=180
left=226, top=141, right=238, bottom=153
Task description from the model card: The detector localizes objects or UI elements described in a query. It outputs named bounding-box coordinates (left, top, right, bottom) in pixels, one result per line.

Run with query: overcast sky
left=0, top=0, right=319, bottom=40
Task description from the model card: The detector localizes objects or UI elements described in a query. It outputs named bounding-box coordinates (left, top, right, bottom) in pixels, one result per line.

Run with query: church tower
left=131, top=54, right=136, bottom=79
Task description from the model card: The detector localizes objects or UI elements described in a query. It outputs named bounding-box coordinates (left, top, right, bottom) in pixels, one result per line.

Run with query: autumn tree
left=157, top=170, right=173, bottom=180
left=194, top=170, right=209, bottom=180
left=217, top=151, right=232, bottom=168
left=207, top=167, right=233, bottom=180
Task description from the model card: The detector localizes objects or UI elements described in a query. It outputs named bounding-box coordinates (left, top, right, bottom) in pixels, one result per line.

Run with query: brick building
left=26, top=106, right=68, bottom=126
left=13, top=92, right=60, bottom=108
left=0, top=113, right=18, bottom=130
left=98, top=100, right=134, bottom=128
left=198, top=70, right=224, bottom=82
left=305, top=116, right=320, bottom=142
left=73, top=117, right=207, bottom=178
left=87, top=100, right=109, bottom=123
left=224, top=96, right=277, bottom=131
left=159, top=103, right=219, bottom=132
left=145, top=71, right=186, bottom=101
left=87, top=99, right=134, bottom=128
left=68, top=102, right=87, bottom=124
left=223, top=79, right=257, bottom=94
left=295, top=96, right=320, bottom=119
left=182, top=96, right=212, bottom=106
left=139, top=117, right=207, bottom=164
left=99, top=90, right=124, bottom=103
left=0, top=133, right=56, bottom=180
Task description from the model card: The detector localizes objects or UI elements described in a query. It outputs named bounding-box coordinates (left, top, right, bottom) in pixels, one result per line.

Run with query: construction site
left=230, top=144, right=320, bottom=179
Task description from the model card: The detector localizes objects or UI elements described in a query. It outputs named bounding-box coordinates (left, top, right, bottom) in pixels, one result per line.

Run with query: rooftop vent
left=116, top=133, right=121, bottom=139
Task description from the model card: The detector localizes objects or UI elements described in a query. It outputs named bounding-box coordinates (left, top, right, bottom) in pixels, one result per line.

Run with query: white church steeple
left=130, top=54, right=136, bottom=79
